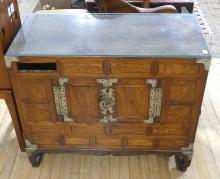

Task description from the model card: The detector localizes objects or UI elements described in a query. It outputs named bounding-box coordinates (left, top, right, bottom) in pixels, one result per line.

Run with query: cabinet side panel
left=0, top=46, right=10, bottom=89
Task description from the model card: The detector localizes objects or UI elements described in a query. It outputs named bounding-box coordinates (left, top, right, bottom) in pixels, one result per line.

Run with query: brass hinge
left=53, top=78, right=73, bottom=122
left=144, top=79, right=163, bottom=124
left=97, top=78, right=118, bottom=123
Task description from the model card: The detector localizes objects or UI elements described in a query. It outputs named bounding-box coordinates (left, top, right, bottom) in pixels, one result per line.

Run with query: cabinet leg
left=175, top=154, right=191, bottom=172
left=27, top=151, right=44, bottom=167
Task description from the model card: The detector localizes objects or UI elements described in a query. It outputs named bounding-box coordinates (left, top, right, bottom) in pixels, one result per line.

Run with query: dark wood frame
left=0, top=0, right=25, bottom=151
left=0, top=90, right=25, bottom=151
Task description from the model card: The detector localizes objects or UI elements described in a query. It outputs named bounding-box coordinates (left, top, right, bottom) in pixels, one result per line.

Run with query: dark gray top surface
left=6, top=13, right=211, bottom=59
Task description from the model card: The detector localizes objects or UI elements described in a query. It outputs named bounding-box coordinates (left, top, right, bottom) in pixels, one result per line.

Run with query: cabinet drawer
left=60, top=60, right=105, bottom=77
left=109, top=60, right=152, bottom=77
left=109, top=60, right=198, bottom=77
left=159, top=62, right=198, bottom=76
left=110, top=124, right=188, bottom=137
left=65, top=137, right=90, bottom=145
left=125, top=136, right=186, bottom=150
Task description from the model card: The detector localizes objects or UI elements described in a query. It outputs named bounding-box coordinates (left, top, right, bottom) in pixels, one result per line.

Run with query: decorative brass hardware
left=25, top=139, right=38, bottom=157
left=4, top=56, right=19, bottom=68
left=180, top=143, right=194, bottom=160
left=25, top=139, right=38, bottom=148
left=97, top=78, right=118, bottom=123
left=53, top=78, right=73, bottom=122
left=144, top=79, right=163, bottom=124
left=196, top=58, right=211, bottom=71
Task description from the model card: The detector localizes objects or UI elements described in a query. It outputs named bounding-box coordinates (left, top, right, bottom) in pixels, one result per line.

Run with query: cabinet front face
left=10, top=58, right=207, bottom=151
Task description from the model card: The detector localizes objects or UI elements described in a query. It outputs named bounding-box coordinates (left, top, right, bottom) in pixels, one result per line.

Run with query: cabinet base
left=28, top=152, right=44, bottom=167
left=175, top=154, right=191, bottom=172
left=26, top=148, right=192, bottom=171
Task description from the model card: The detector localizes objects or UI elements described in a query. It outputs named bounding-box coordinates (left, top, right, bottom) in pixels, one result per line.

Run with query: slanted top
left=6, top=13, right=211, bottom=59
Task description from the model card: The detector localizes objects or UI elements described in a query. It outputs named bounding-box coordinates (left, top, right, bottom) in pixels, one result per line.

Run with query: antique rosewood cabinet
left=5, top=13, right=211, bottom=171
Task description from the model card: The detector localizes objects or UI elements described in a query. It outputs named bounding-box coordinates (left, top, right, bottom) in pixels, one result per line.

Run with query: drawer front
left=109, top=59, right=198, bottom=77
left=60, top=60, right=105, bottom=77
left=28, top=123, right=188, bottom=150
left=29, top=134, right=186, bottom=150
left=109, top=60, right=152, bottom=77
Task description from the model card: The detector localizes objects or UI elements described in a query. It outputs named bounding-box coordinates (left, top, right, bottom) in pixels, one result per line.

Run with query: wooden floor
left=1, top=0, right=220, bottom=178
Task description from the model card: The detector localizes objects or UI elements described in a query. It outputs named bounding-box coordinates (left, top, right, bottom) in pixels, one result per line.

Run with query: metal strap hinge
left=53, top=78, right=73, bottom=122
left=144, top=79, right=163, bottom=124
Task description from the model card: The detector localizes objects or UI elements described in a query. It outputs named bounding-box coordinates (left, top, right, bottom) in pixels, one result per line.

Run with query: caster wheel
left=175, top=155, right=190, bottom=172
left=29, top=153, right=44, bottom=167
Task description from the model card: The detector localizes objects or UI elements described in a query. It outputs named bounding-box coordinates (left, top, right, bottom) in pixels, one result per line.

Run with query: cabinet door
left=12, top=78, right=57, bottom=134
left=111, top=78, right=163, bottom=124
left=54, top=78, right=101, bottom=122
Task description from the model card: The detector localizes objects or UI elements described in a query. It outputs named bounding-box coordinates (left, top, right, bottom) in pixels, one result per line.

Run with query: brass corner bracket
left=4, top=56, right=20, bottom=68
left=180, top=143, right=194, bottom=160
left=196, top=58, right=211, bottom=71
left=25, top=139, right=38, bottom=157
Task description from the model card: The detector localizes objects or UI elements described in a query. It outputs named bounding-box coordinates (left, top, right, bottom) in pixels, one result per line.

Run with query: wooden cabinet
left=0, top=0, right=21, bottom=52
left=10, top=57, right=208, bottom=169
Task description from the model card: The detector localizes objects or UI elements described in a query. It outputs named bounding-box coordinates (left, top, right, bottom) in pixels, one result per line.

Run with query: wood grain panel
left=114, top=79, right=149, bottom=123
left=65, top=137, right=90, bottom=145
left=169, top=80, right=196, bottom=102
left=110, top=60, right=152, bottom=77
left=159, top=62, right=198, bottom=76
left=166, top=105, right=191, bottom=123
left=18, top=78, right=51, bottom=103
left=61, top=60, right=104, bottom=77
left=65, top=79, right=100, bottom=122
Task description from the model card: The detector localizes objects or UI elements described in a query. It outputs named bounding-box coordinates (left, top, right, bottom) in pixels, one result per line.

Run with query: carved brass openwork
left=145, top=79, right=163, bottom=124
left=53, top=78, right=73, bottom=122
left=97, top=78, right=118, bottom=123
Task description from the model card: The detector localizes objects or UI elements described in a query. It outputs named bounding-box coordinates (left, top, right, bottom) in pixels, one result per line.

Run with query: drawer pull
left=53, top=78, right=74, bottom=122
left=144, top=79, right=163, bottom=124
